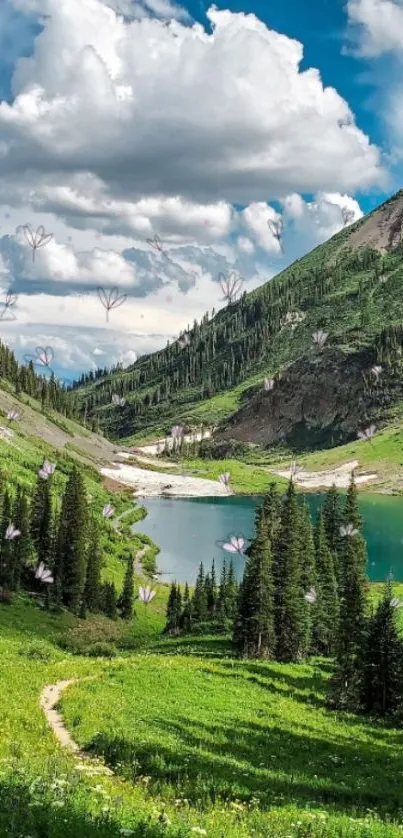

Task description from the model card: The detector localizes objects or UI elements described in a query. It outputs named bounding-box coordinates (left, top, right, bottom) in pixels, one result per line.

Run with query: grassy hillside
left=2, top=587, right=403, bottom=838
left=0, top=381, right=160, bottom=593
left=70, top=190, right=403, bottom=450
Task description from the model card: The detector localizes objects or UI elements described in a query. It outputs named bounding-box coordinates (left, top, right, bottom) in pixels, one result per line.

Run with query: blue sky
left=0, top=0, right=401, bottom=376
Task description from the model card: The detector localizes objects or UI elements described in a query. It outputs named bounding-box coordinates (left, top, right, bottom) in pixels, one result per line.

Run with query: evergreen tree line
left=165, top=478, right=403, bottom=719
left=0, top=340, right=80, bottom=420
left=164, top=558, right=238, bottom=635
left=72, top=245, right=399, bottom=437
left=0, top=468, right=135, bottom=622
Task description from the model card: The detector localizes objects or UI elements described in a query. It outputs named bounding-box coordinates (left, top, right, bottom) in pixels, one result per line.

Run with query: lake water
left=133, top=493, right=403, bottom=584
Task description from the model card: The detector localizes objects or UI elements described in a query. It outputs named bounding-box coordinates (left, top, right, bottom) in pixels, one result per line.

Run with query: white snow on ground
left=271, top=460, right=378, bottom=489
left=101, top=462, right=231, bottom=497
left=136, top=429, right=212, bottom=456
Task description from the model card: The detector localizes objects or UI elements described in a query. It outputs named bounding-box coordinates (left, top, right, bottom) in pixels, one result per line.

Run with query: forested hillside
left=69, top=190, right=403, bottom=448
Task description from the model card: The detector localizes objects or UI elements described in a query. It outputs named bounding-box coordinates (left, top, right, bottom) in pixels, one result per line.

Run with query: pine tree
left=226, top=559, right=238, bottom=620
left=233, top=503, right=275, bottom=658
left=297, top=498, right=316, bottom=655
left=217, top=559, right=228, bottom=621
left=118, top=553, right=134, bottom=620
left=102, top=581, right=118, bottom=620
left=30, top=476, right=53, bottom=568
left=330, top=477, right=368, bottom=708
left=274, top=480, right=307, bottom=662
left=180, top=582, right=192, bottom=633
left=0, top=490, right=13, bottom=590
left=262, top=482, right=282, bottom=543
left=312, top=512, right=339, bottom=656
left=82, top=519, right=102, bottom=613
left=205, top=560, right=217, bottom=615
left=165, top=581, right=182, bottom=634
left=12, top=490, right=35, bottom=591
left=359, top=581, right=403, bottom=717
left=55, top=468, right=88, bottom=614
left=322, top=484, right=343, bottom=582
left=192, top=562, right=207, bottom=622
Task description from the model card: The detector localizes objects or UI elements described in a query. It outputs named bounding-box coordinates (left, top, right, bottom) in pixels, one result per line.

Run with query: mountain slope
left=71, top=189, right=403, bottom=448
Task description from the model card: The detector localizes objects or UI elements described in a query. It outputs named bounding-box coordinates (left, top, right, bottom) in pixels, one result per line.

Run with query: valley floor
left=3, top=594, right=403, bottom=838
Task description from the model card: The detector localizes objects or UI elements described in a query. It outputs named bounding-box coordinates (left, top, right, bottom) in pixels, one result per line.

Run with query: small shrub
left=82, top=642, right=117, bottom=658
left=59, top=614, right=122, bottom=654
left=19, top=642, right=54, bottom=662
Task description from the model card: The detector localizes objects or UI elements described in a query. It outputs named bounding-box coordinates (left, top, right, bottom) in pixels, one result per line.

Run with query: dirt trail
left=40, top=680, right=82, bottom=753
left=40, top=679, right=113, bottom=774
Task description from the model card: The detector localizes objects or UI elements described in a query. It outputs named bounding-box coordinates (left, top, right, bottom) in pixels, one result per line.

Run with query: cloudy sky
left=0, top=0, right=400, bottom=380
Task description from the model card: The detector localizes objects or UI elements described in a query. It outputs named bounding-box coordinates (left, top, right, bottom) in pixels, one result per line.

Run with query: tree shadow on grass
left=86, top=712, right=403, bottom=821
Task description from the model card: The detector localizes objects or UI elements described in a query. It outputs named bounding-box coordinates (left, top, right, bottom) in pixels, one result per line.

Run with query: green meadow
left=1, top=588, right=403, bottom=838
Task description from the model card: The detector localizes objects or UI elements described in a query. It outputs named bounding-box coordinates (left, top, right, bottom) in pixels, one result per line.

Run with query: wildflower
left=171, top=425, right=184, bottom=441
left=138, top=586, right=156, bottom=604
left=222, top=535, right=245, bottom=554
left=370, top=365, right=382, bottom=381
left=5, top=524, right=21, bottom=540
left=218, top=271, right=243, bottom=304
left=7, top=409, right=19, bottom=421
left=357, top=424, right=376, bottom=442
left=312, top=330, right=328, bottom=348
left=305, top=587, right=317, bottom=604
left=290, top=460, right=302, bottom=478
left=191, top=829, right=207, bottom=835
left=22, top=223, right=53, bottom=262
left=35, top=562, right=54, bottom=584
left=38, top=460, right=56, bottom=480
left=219, top=472, right=230, bottom=488
left=341, top=207, right=355, bottom=226
left=391, top=598, right=403, bottom=609
left=102, top=504, right=114, bottom=519
left=268, top=218, right=284, bottom=253
left=97, top=287, right=127, bottom=322
left=339, top=524, right=358, bottom=537
left=112, top=395, right=126, bottom=407
left=178, top=332, right=190, bottom=349
left=263, top=378, right=275, bottom=391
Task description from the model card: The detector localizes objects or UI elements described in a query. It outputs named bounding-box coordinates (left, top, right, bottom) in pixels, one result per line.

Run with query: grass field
left=2, top=586, right=403, bottom=838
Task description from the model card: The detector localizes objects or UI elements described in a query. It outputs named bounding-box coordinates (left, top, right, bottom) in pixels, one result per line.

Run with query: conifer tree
left=330, top=477, right=368, bottom=707
left=322, top=484, right=343, bottom=582
left=82, top=519, right=102, bottom=613
left=118, top=554, right=135, bottom=620
left=226, top=559, right=238, bottom=620
left=205, top=559, right=217, bottom=615
left=297, top=498, right=316, bottom=654
left=262, top=482, right=282, bottom=543
left=312, top=512, right=339, bottom=656
left=54, top=468, right=88, bottom=614
left=30, top=476, right=53, bottom=568
left=217, top=559, right=228, bottom=621
left=12, top=490, right=35, bottom=591
left=180, top=582, right=192, bottom=633
left=102, top=581, right=118, bottom=620
left=233, top=503, right=275, bottom=658
left=359, top=581, right=403, bottom=717
left=165, top=581, right=182, bottom=634
left=192, top=562, right=207, bottom=622
left=0, top=490, right=13, bottom=589
left=274, top=480, right=307, bottom=662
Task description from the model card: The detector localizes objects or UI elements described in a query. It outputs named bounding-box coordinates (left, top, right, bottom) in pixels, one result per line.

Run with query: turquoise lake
left=132, top=494, right=403, bottom=584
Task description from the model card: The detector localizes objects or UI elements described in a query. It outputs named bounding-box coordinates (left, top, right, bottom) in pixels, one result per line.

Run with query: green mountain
left=71, top=189, right=403, bottom=450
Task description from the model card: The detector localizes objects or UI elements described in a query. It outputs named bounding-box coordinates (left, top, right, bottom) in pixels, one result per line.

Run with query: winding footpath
left=40, top=679, right=113, bottom=775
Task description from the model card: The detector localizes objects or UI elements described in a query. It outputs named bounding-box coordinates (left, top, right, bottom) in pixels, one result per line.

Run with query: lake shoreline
left=101, top=453, right=391, bottom=498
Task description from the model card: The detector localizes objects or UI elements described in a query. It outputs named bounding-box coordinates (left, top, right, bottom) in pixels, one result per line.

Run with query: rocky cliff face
left=215, top=348, right=391, bottom=450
